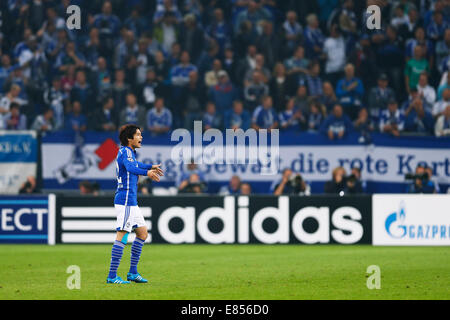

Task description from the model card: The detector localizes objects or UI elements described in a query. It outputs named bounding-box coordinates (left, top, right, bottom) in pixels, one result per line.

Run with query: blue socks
left=129, top=237, right=145, bottom=274
left=108, top=240, right=125, bottom=279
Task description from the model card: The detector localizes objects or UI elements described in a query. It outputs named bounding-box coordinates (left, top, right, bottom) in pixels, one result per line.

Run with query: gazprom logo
left=384, top=202, right=449, bottom=240
left=385, top=202, right=407, bottom=238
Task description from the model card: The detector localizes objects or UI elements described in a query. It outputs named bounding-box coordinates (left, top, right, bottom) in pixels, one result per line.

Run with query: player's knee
left=137, top=229, right=148, bottom=240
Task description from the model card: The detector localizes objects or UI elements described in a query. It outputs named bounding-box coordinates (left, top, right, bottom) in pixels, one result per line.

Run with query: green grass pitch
left=0, top=244, right=448, bottom=300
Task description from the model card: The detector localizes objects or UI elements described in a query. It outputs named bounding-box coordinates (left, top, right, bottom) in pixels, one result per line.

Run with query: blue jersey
left=114, top=146, right=152, bottom=206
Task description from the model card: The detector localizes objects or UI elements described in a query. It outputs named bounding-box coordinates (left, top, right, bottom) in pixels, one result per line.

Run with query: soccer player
left=107, top=124, right=164, bottom=284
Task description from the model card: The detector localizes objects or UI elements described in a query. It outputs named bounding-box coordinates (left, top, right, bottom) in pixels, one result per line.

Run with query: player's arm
left=137, top=162, right=153, bottom=170
left=123, top=157, right=149, bottom=176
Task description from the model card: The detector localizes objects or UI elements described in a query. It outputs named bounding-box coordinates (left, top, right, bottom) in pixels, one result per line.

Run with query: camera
left=346, top=174, right=358, bottom=184
left=405, top=172, right=429, bottom=181
left=289, top=174, right=305, bottom=193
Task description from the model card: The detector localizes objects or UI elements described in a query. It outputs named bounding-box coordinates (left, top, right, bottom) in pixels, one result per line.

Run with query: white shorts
left=115, top=205, right=147, bottom=233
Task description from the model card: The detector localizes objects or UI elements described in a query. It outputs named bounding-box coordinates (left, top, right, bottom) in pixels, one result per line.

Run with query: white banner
left=42, top=141, right=450, bottom=185
left=373, top=194, right=450, bottom=246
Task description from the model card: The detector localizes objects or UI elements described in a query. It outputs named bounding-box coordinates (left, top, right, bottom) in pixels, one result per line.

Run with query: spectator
left=240, top=182, right=252, bottom=195
left=281, top=11, right=303, bottom=56
left=70, top=70, right=94, bottom=109
left=236, top=44, right=258, bottom=86
left=182, top=70, right=205, bottom=130
left=376, top=25, right=404, bottom=95
left=223, top=47, right=238, bottom=84
left=139, top=69, right=162, bottom=109
left=31, top=108, right=54, bottom=133
left=93, top=96, right=117, bottom=132
left=203, top=101, right=222, bottom=130
left=204, top=59, right=223, bottom=88
left=3, top=103, right=27, bottom=130
left=60, top=64, right=76, bottom=94
left=307, top=100, right=325, bottom=132
left=65, top=101, right=87, bottom=134
left=405, top=45, right=429, bottom=94
left=92, top=0, right=122, bottom=59
left=353, top=107, right=375, bottom=143
left=405, top=27, right=433, bottom=63
left=252, top=95, right=279, bottom=131
left=322, top=23, right=346, bottom=86
left=54, top=41, right=86, bottom=74
left=305, top=61, right=323, bottom=98
left=119, top=93, right=146, bottom=128
left=209, top=70, right=239, bottom=114
left=320, top=104, right=353, bottom=140
left=179, top=14, right=204, bottom=64
left=437, top=71, right=450, bottom=100
left=154, top=11, right=180, bottom=55
left=303, top=13, right=325, bottom=59
left=219, top=175, right=241, bottom=195
left=293, top=82, right=310, bottom=117
left=379, top=99, right=405, bottom=137
left=257, top=20, right=279, bottom=69
left=0, top=54, right=13, bottom=93
left=79, top=180, right=100, bottom=196
left=367, top=73, right=396, bottom=122
left=0, top=84, right=26, bottom=127
left=404, top=97, right=435, bottom=135
left=244, top=53, right=271, bottom=84
left=417, top=72, right=436, bottom=106
left=324, top=166, right=347, bottom=194
left=336, top=63, right=364, bottom=120
left=244, top=70, right=269, bottom=110
left=153, top=0, right=182, bottom=24
left=435, top=105, right=450, bottom=137
left=426, top=10, right=448, bottom=42
left=269, top=62, right=289, bottom=112
left=93, top=56, right=112, bottom=101
left=134, top=38, right=154, bottom=86
left=284, top=45, right=309, bottom=81
left=224, top=100, right=251, bottom=131
left=279, top=97, right=304, bottom=132
left=234, top=0, right=272, bottom=35
left=319, top=81, right=338, bottom=112
left=111, top=69, right=131, bottom=110
left=205, top=8, right=232, bottom=54
left=44, top=77, right=68, bottom=130
left=391, top=4, right=409, bottom=28
left=170, top=50, right=197, bottom=88
left=432, top=87, right=450, bottom=119
left=436, top=28, right=450, bottom=73
left=147, top=97, right=172, bottom=135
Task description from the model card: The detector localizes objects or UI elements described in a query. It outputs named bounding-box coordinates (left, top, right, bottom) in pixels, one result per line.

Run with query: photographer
left=19, top=176, right=38, bottom=194
left=273, top=168, right=311, bottom=196
left=178, top=173, right=206, bottom=194
left=345, top=167, right=364, bottom=194
left=324, top=166, right=346, bottom=194
left=406, top=164, right=437, bottom=194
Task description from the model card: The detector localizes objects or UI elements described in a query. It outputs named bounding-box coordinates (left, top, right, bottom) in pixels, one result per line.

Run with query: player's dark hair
left=119, top=124, right=141, bottom=146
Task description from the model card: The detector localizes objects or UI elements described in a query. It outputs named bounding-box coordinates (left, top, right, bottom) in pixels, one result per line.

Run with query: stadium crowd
left=0, top=0, right=449, bottom=195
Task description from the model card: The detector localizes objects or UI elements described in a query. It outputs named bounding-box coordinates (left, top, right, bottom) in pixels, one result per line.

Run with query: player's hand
left=147, top=170, right=160, bottom=182
left=151, top=164, right=164, bottom=177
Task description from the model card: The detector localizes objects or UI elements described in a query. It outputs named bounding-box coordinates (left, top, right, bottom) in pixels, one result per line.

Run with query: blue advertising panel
left=0, top=195, right=55, bottom=244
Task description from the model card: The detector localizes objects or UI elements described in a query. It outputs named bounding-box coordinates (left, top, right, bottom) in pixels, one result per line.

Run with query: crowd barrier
left=1, top=194, right=448, bottom=246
